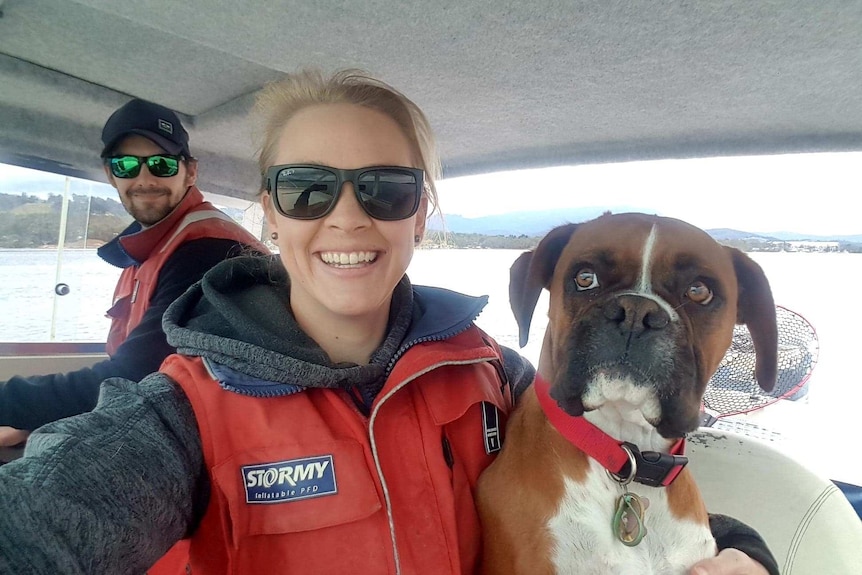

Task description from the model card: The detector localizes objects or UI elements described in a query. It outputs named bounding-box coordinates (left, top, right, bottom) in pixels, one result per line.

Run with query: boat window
left=0, top=163, right=265, bottom=344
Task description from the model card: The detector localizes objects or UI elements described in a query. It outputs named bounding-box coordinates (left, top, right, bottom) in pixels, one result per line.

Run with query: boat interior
left=1, top=1, right=861, bottom=571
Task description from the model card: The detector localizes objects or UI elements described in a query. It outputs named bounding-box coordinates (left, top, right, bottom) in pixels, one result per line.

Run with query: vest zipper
left=367, top=351, right=496, bottom=575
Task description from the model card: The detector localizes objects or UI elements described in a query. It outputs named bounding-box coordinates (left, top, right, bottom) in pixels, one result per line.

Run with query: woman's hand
left=0, top=427, right=29, bottom=448
left=689, top=548, right=770, bottom=575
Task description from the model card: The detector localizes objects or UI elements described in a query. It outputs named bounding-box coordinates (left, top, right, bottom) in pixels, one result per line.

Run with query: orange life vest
left=102, top=187, right=266, bottom=575
left=105, top=186, right=267, bottom=355
left=162, top=325, right=513, bottom=574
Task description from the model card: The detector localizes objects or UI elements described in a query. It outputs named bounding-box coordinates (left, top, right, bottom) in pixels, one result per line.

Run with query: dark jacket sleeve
left=0, top=373, right=205, bottom=574
left=0, top=238, right=250, bottom=431
left=498, top=345, right=536, bottom=401
left=709, top=513, right=779, bottom=575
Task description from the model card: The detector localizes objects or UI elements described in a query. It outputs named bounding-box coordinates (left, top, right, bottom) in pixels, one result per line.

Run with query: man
left=0, top=99, right=267, bottom=574
left=0, top=99, right=268, bottom=443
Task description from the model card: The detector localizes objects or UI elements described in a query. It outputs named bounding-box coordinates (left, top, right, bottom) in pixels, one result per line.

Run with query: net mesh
left=703, top=305, right=818, bottom=419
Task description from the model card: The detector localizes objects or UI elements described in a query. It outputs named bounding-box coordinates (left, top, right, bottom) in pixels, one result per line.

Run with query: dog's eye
left=575, top=268, right=599, bottom=291
left=686, top=281, right=714, bottom=305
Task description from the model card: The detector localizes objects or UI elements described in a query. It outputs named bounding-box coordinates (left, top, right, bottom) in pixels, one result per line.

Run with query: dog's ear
left=510, top=223, right=578, bottom=347
left=726, top=246, right=778, bottom=391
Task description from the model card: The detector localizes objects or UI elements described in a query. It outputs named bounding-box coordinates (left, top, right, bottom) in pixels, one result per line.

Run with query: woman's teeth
left=320, top=251, right=378, bottom=265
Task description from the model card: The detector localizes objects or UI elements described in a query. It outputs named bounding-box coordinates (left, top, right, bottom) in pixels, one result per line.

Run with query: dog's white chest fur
left=546, top=460, right=716, bottom=575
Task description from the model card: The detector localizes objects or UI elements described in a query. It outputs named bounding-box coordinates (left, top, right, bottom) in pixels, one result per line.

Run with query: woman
left=0, top=70, right=776, bottom=575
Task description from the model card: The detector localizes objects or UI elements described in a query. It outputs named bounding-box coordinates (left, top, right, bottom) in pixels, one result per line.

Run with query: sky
left=2, top=151, right=859, bottom=236
left=435, top=152, right=862, bottom=237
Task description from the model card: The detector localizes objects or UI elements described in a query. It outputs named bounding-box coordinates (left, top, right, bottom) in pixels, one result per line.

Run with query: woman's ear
left=261, top=193, right=280, bottom=234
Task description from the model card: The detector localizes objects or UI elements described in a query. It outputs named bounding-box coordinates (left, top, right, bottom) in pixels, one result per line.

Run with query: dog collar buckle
left=534, top=375, right=688, bottom=487
left=618, top=441, right=688, bottom=487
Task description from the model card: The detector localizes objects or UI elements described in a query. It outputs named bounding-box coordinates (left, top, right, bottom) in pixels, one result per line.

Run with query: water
left=411, top=250, right=862, bottom=373
left=0, top=249, right=119, bottom=341
left=411, top=250, right=862, bottom=484
left=1, top=248, right=860, bottom=482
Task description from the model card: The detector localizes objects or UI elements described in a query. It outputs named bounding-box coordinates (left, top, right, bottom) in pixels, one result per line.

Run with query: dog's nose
left=603, top=295, right=670, bottom=333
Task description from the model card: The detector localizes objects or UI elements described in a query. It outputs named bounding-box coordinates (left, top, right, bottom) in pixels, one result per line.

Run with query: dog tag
left=613, top=493, right=648, bottom=546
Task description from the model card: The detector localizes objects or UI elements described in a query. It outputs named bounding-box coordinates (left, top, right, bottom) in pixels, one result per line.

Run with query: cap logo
left=158, top=119, right=174, bottom=134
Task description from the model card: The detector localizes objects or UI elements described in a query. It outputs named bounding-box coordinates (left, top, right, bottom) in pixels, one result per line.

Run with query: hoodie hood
left=163, top=255, right=488, bottom=397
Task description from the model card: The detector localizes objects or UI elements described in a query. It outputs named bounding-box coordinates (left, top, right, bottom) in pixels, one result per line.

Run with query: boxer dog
left=477, top=213, right=777, bottom=574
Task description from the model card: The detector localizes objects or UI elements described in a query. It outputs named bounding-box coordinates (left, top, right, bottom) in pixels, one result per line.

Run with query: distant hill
left=760, top=231, right=862, bottom=243
left=1, top=176, right=116, bottom=200
left=0, top=191, right=131, bottom=248
left=429, top=207, right=643, bottom=236
left=705, top=228, right=777, bottom=241
left=429, top=209, right=859, bottom=243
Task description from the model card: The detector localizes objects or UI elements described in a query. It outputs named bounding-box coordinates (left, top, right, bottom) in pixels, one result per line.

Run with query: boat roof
left=1, top=0, right=860, bottom=198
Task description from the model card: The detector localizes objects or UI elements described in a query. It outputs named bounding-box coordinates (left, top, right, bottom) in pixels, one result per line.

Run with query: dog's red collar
left=534, top=375, right=688, bottom=487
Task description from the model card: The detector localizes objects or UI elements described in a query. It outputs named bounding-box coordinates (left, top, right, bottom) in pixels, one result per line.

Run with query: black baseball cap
left=100, top=98, right=192, bottom=158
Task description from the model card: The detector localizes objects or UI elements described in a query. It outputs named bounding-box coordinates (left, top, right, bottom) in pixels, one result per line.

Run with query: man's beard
left=122, top=187, right=180, bottom=226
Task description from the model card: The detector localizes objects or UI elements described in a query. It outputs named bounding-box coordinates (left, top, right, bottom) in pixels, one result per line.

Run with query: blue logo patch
left=242, top=455, right=337, bottom=504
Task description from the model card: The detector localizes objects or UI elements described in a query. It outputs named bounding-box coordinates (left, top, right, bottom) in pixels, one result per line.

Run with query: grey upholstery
left=2, top=1, right=862, bottom=199
left=689, top=428, right=862, bottom=573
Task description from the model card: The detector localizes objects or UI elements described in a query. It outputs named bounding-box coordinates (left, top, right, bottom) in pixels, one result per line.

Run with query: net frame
left=703, top=305, right=819, bottom=419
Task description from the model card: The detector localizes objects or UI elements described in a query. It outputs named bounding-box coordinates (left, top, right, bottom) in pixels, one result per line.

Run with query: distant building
left=784, top=241, right=840, bottom=253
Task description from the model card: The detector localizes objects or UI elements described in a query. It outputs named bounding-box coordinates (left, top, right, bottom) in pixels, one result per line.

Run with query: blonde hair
left=254, top=69, right=441, bottom=215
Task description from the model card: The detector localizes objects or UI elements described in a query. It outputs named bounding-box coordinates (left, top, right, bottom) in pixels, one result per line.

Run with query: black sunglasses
left=265, top=165, right=424, bottom=221
left=107, top=154, right=183, bottom=179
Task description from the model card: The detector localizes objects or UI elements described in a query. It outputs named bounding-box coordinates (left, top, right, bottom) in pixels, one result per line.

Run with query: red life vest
left=105, top=186, right=267, bottom=355
left=103, top=187, right=266, bottom=575
left=161, top=325, right=513, bottom=574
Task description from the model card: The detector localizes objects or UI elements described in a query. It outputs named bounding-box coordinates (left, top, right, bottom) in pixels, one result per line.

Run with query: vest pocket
left=211, top=438, right=382, bottom=546
left=420, top=362, right=509, bottom=426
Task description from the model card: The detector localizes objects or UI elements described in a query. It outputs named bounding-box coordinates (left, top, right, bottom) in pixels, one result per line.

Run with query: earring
left=414, top=235, right=421, bottom=244
left=270, top=232, right=279, bottom=240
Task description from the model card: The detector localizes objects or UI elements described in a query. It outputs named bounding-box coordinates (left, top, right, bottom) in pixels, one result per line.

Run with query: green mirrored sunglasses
left=107, top=154, right=182, bottom=178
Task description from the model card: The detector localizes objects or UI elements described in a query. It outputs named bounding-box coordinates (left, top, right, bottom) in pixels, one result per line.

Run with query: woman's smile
left=319, top=251, right=380, bottom=266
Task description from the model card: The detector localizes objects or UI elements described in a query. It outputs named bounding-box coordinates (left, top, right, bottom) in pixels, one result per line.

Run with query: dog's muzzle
left=554, top=293, right=694, bottom=424
left=582, top=293, right=681, bottom=381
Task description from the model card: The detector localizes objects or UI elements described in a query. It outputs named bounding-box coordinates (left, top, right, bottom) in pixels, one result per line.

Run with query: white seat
left=688, top=428, right=862, bottom=574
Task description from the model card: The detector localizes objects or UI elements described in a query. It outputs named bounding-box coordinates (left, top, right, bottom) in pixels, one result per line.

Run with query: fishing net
left=703, top=306, right=818, bottom=419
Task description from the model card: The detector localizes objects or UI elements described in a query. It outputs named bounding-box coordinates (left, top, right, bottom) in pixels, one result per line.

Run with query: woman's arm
left=498, top=345, right=536, bottom=401
left=0, top=373, right=205, bottom=574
